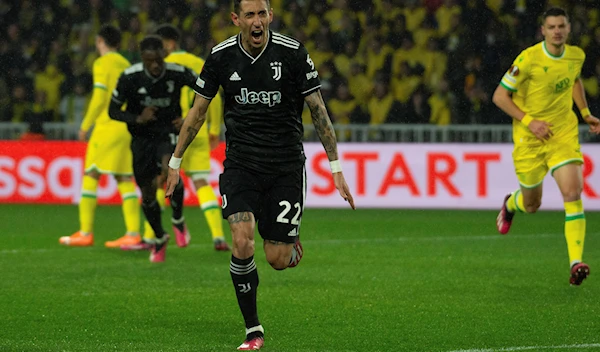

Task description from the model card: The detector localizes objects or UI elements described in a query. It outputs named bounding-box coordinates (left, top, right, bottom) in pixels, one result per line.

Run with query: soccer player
left=59, top=25, right=142, bottom=248
left=139, top=23, right=230, bottom=251
left=108, top=35, right=198, bottom=263
left=493, top=7, right=600, bottom=286
left=165, top=0, right=355, bottom=349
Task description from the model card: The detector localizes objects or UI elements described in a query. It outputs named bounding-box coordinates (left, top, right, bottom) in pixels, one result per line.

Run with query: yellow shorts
left=181, top=128, right=211, bottom=178
left=85, top=122, right=133, bottom=175
left=513, top=137, right=583, bottom=188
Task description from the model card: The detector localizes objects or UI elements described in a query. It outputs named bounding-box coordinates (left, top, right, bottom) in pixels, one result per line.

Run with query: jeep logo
left=141, top=96, right=172, bottom=107
left=235, top=88, right=281, bottom=107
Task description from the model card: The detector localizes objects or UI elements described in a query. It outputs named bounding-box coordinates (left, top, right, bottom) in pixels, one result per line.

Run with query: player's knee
left=266, top=253, right=289, bottom=271
left=114, top=175, right=132, bottom=182
left=231, top=235, right=254, bottom=257
left=264, top=246, right=291, bottom=270
left=561, top=190, right=581, bottom=203
left=85, top=169, right=100, bottom=179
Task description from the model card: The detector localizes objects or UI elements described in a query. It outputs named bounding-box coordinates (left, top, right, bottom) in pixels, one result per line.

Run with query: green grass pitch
left=0, top=204, right=599, bottom=352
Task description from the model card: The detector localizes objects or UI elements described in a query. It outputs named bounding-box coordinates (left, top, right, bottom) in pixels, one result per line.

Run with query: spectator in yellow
left=34, top=64, right=65, bottom=119
left=366, top=35, right=393, bottom=79
left=328, top=81, right=357, bottom=125
left=390, top=62, right=423, bottom=104
left=368, top=78, right=396, bottom=126
left=428, top=80, right=452, bottom=125
left=436, top=0, right=461, bottom=37
left=348, top=62, right=373, bottom=105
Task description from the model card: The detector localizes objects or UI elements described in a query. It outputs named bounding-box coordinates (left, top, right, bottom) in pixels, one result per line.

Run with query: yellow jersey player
left=139, top=24, right=230, bottom=251
left=493, top=7, right=600, bottom=286
left=59, top=25, right=142, bottom=248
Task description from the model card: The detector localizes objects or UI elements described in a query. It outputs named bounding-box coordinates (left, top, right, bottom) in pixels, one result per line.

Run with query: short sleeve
left=111, top=73, right=128, bottom=106
left=293, top=45, right=321, bottom=96
left=93, top=59, right=108, bottom=91
left=183, top=67, right=197, bottom=88
left=193, top=53, right=220, bottom=100
left=500, top=50, right=531, bottom=92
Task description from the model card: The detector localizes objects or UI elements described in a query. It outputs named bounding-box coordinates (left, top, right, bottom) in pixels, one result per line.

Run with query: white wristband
left=168, top=154, right=182, bottom=169
left=329, top=160, right=342, bottom=173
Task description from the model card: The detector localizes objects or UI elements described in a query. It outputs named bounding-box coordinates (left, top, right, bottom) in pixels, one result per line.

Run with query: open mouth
left=251, top=30, right=263, bottom=44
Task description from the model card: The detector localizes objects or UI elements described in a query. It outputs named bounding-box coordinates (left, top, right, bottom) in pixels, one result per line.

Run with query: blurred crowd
left=1, top=0, right=600, bottom=135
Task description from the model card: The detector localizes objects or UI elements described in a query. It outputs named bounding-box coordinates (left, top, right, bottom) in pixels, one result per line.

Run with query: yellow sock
left=117, top=181, right=140, bottom=234
left=156, top=188, right=166, bottom=210
left=564, top=200, right=585, bottom=266
left=198, top=185, right=225, bottom=241
left=506, top=189, right=525, bottom=213
left=79, top=175, right=98, bottom=234
left=143, top=220, right=156, bottom=241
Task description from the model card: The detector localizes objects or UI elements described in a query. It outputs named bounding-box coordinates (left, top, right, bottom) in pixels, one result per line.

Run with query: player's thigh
left=182, top=135, right=211, bottom=175
left=548, top=139, right=584, bottom=199
left=257, top=167, right=306, bottom=244
left=131, top=137, right=160, bottom=187
left=513, top=144, right=548, bottom=189
left=219, top=167, right=263, bottom=220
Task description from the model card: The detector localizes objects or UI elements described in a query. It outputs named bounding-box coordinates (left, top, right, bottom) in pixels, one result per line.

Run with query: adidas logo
left=137, top=87, right=147, bottom=94
left=287, top=228, right=298, bottom=237
left=229, top=72, right=241, bottom=81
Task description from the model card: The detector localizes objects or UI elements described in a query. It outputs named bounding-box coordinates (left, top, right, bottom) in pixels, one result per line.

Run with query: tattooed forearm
left=173, top=109, right=206, bottom=157
left=306, top=91, right=338, bottom=160
left=228, top=212, right=254, bottom=224
left=182, top=126, right=198, bottom=151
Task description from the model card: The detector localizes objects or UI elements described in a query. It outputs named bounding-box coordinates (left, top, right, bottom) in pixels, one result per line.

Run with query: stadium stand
left=1, top=0, right=599, bottom=141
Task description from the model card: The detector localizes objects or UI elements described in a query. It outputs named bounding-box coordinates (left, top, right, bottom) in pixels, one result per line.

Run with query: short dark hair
left=154, top=24, right=180, bottom=42
left=98, top=24, right=121, bottom=48
left=140, top=35, right=164, bottom=52
left=542, top=7, right=569, bottom=22
left=233, top=0, right=270, bottom=14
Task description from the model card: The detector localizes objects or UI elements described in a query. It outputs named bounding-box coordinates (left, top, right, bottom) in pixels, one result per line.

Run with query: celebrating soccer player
left=493, top=7, right=600, bottom=286
left=59, top=25, right=142, bottom=248
left=108, top=35, right=198, bottom=263
left=165, top=0, right=355, bottom=349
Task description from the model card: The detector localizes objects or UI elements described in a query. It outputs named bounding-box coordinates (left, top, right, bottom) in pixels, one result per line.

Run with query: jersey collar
left=237, top=31, right=270, bottom=65
left=144, top=67, right=166, bottom=83
left=542, top=41, right=565, bottom=60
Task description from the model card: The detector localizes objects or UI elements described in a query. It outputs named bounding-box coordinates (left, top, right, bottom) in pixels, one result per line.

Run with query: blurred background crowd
left=1, top=0, right=600, bottom=134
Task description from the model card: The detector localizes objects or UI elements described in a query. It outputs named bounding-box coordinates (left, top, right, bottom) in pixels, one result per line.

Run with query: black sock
left=142, top=200, right=165, bottom=239
left=230, top=255, right=260, bottom=330
left=170, top=180, right=184, bottom=222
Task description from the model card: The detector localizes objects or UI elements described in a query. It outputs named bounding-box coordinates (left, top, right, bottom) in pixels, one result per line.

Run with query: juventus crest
left=270, top=61, right=282, bottom=81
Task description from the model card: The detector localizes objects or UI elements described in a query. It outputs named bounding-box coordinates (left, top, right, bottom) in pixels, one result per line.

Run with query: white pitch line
left=446, top=343, right=600, bottom=352
left=0, top=232, right=579, bottom=255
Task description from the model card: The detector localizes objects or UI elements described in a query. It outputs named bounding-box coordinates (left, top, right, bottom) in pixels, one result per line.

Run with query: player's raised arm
left=165, top=94, right=210, bottom=198
left=305, top=90, right=355, bottom=209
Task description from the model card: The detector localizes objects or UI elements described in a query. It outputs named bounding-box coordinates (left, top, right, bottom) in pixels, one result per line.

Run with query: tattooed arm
left=173, top=94, right=210, bottom=158
left=166, top=94, right=210, bottom=197
left=304, top=90, right=356, bottom=209
left=305, top=90, right=338, bottom=162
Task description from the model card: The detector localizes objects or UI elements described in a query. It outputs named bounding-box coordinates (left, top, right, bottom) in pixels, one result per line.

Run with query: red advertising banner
left=2, top=141, right=600, bottom=210
left=0, top=141, right=225, bottom=205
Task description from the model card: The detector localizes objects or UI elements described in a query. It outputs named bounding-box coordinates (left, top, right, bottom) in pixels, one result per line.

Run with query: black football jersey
left=193, top=31, right=322, bottom=174
left=110, top=62, right=197, bottom=139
